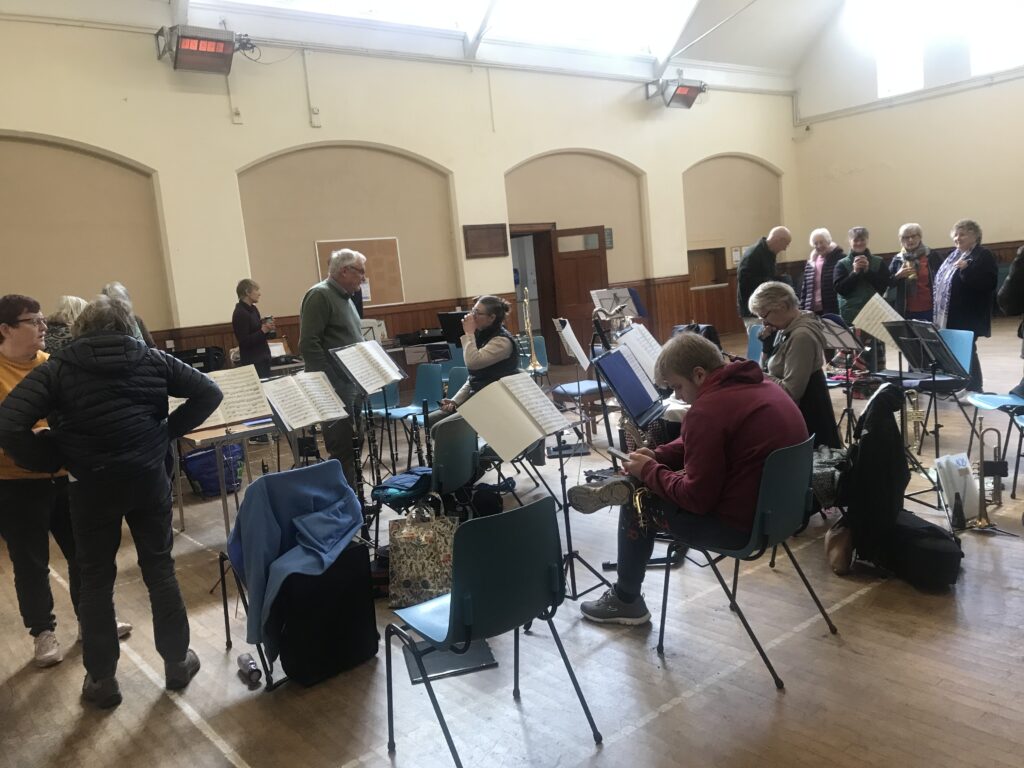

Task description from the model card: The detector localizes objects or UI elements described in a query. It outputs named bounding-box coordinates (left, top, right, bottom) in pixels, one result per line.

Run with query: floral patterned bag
left=388, top=498, right=458, bottom=608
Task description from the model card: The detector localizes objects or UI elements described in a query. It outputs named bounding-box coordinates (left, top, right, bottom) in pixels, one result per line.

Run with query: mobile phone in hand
left=608, top=446, right=631, bottom=462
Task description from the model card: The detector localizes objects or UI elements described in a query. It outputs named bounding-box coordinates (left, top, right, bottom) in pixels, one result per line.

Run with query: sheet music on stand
left=168, top=365, right=272, bottom=432
left=882, top=320, right=969, bottom=378
left=593, top=346, right=665, bottom=428
left=615, top=323, right=662, bottom=384
left=590, top=288, right=638, bottom=317
left=458, top=372, right=571, bottom=461
left=330, top=340, right=407, bottom=395
left=262, top=371, right=348, bottom=432
left=552, top=317, right=591, bottom=372
left=852, top=293, right=903, bottom=350
left=821, top=319, right=863, bottom=353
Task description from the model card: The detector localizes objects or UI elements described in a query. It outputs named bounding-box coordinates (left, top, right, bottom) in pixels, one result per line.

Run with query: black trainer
left=82, top=674, right=122, bottom=709
left=165, top=649, right=201, bottom=691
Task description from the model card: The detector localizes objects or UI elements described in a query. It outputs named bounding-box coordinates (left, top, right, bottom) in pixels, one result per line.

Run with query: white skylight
left=241, top=0, right=488, bottom=33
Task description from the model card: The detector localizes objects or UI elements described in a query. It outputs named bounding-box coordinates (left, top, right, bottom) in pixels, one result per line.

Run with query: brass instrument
left=971, top=418, right=1002, bottom=531
left=592, top=302, right=631, bottom=336
left=521, top=286, right=543, bottom=374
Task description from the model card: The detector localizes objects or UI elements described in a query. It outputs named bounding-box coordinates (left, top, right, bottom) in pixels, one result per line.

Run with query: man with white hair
left=299, top=249, right=367, bottom=485
left=737, top=226, right=792, bottom=329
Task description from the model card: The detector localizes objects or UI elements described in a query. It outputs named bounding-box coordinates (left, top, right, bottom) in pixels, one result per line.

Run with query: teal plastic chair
left=385, top=497, right=601, bottom=767
left=746, top=323, right=764, bottom=362
left=430, top=415, right=479, bottom=498
left=966, top=392, right=1024, bottom=460
left=368, top=381, right=402, bottom=473
left=656, top=437, right=837, bottom=689
left=445, top=366, right=468, bottom=399
left=528, top=335, right=552, bottom=388
left=387, top=364, right=444, bottom=468
left=915, top=328, right=975, bottom=457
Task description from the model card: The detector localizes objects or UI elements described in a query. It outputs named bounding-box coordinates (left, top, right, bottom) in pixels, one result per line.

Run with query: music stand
left=437, top=311, right=466, bottom=347
left=821, top=319, right=864, bottom=445
left=882, top=320, right=971, bottom=458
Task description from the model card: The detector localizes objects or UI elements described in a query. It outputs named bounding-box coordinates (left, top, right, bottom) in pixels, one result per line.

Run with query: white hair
left=809, top=227, right=832, bottom=246
left=327, top=249, right=366, bottom=277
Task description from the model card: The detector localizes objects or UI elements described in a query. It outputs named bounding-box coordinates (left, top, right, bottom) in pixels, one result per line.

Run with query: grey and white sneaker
left=33, top=630, right=63, bottom=668
left=568, top=476, right=635, bottom=513
left=580, top=588, right=651, bottom=625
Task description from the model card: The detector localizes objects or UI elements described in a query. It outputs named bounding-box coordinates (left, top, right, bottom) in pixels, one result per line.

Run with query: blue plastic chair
left=385, top=497, right=601, bottom=767
left=915, top=328, right=975, bottom=457
left=445, top=366, right=468, bottom=399
left=657, top=437, right=837, bottom=689
left=966, top=393, right=1024, bottom=460
left=746, top=323, right=764, bottom=362
left=387, top=364, right=444, bottom=469
left=526, top=335, right=552, bottom=388
left=369, top=381, right=401, bottom=472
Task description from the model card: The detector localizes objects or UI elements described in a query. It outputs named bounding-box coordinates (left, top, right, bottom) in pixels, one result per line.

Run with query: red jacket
left=640, top=360, right=808, bottom=531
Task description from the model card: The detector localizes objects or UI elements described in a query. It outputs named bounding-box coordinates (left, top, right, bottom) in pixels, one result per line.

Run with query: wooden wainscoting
left=150, top=292, right=518, bottom=366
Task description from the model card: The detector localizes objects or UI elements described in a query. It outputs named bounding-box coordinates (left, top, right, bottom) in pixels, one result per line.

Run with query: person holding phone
left=232, top=279, right=274, bottom=379
left=932, top=219, right=997, bottom=392
left=570, top=333, right=807, bottom=626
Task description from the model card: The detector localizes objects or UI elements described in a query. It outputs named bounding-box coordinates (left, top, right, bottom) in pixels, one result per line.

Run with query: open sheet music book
left=458, top=372, right=571, bottom=462
left=616, top=323, right=661, bottom=384
left=331, top=340, right=406, bottom=394
left=262, top=371, right=348, bottom=432
left=553, top=317, right=591, bottom=372
left=169, top=365, right=272, bottom=432
left=852, top=293, right=903, bottom=350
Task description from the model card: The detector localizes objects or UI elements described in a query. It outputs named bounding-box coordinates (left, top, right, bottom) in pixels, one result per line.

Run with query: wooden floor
left=3, top=319, right=1024, bottom=768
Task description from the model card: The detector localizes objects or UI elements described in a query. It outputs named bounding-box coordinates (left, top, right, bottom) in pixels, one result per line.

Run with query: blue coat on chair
left=227, top=460, right=363, bottom=659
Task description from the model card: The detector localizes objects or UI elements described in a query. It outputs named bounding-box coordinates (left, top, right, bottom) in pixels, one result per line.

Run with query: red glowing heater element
left=156, top=25, right=236, bottom=75
left=664, top=79, right=706, bottom=109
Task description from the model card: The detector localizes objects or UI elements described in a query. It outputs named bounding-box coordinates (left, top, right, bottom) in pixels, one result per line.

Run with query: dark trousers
left=324, top=405, right=362, bottom=489
left=69, top=467, right=189, bottom=681
left=0, top=477, right=79, bottom=636
left=615, top=500, right=749, bottom=599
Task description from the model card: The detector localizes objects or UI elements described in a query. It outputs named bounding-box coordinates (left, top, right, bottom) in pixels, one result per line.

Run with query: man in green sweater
left=299, top=249, right=366, bottom=486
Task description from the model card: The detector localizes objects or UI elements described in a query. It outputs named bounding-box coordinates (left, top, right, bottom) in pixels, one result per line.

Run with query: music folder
left=593, top=346, right=665, bottom=428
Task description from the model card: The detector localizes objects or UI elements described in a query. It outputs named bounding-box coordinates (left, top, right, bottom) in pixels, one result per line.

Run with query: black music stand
left=882, top=320, right=972, bottom=458
left=821, top=318, right=864, bottom=446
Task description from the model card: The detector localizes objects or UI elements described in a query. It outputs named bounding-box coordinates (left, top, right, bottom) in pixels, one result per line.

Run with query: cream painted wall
left=238, top=145, right=457, bottom=319
left=505, top=152, right=646, bottom=283
left=792, top=76, right=1024, bottom=252
left=683, top=155, right=782, bottom=260
left=0, top=20, right=800, bottom=327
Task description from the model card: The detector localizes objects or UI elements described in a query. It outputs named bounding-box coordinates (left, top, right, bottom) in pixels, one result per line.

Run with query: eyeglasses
left=471, top=309, right=492, bottom=317
left=346, top=266, right=366, bottom=275
left=8, top=315, right=46, bottom=328
left=900, top=233, right=921, bottom=240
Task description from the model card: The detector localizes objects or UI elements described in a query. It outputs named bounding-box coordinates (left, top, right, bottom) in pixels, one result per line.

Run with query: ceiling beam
left=464, top=0, right=499, bottom=60
left=654, top=0, right=759, bottom=81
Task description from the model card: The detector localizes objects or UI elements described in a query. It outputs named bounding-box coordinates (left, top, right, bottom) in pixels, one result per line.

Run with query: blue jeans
left=70, top=467, right=189, bottom=680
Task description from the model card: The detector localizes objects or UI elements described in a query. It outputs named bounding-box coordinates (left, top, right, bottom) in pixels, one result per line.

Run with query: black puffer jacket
left=0, top=332, right=222, bottom=480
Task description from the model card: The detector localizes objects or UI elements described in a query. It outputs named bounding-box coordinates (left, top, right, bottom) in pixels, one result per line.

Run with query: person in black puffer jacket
left=0, top=296, right=222, bottom=709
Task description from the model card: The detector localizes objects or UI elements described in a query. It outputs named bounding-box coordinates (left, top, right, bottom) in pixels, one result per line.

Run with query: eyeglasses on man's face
left=345, top=265, right=366, bottom=276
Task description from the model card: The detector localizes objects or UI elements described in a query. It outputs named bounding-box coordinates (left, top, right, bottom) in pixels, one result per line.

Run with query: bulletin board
left=314, top=236, right=405, bottom=307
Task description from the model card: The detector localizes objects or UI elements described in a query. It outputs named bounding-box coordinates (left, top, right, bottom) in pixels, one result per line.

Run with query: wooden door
left=551, top=226, right=608, bottom=363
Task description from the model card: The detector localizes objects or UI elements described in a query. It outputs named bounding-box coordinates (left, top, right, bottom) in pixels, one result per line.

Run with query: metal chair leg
left=769, top=545, right=778, bottom=569
left=729, top=558, right=741, bottom=611
left=781, top=541, right=837, bottom=634
left=386, top=624, right=463, bottom=767
left=218, top=552, right=232, bottom=650
left=1013, top=424, right=1024, bottom=500
left=547, top=619, right=602, bottom=745
left=706, top=556, right=784, bottom=690
left=657, top=541, right=677, bottom=655
left=513, top=626, right=520, bottom=700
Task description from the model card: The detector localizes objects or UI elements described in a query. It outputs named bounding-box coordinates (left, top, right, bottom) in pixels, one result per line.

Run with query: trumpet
left=972, top=418, right=1002, bottom=530
left=521, top=286, right=543, bottom=374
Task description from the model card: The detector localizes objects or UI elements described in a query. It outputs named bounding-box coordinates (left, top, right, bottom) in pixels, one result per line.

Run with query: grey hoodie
left=765, top=311, right=828, bottom=402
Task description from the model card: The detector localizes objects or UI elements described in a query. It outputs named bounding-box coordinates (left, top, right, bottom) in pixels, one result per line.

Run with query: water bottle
left=237, top=653, right=262, bottom=685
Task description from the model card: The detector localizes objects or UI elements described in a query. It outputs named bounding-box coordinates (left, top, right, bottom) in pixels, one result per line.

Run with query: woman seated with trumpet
left=749, top=281, right=841, bottom=449
left=439, top=295, right=518, bottom=413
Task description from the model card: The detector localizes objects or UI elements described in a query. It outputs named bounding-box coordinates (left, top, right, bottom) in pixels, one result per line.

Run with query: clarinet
left=411, top=413, right=425, bottom=467
left=350, top=408, right=366, bottom=507
left=362, top=400, right=382, bottom=486
left=423, top=399, right=433, bottom=467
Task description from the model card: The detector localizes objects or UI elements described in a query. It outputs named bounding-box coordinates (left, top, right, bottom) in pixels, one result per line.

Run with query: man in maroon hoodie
left=575, top=332, right=807, bottom=625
